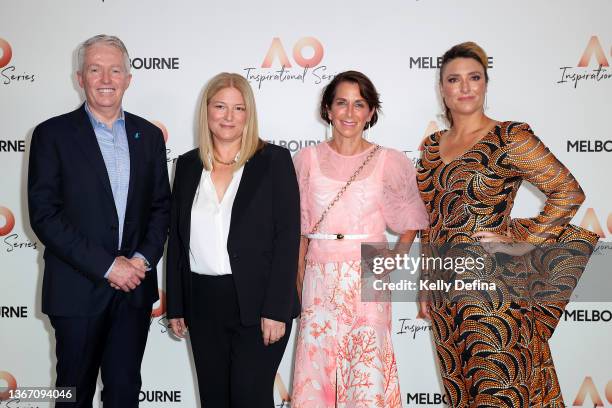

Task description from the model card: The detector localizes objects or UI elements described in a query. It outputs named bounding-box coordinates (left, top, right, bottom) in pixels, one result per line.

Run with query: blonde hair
left=198, top=73, right=265, bottom=170
left=439, top=41, right=489, bottom=127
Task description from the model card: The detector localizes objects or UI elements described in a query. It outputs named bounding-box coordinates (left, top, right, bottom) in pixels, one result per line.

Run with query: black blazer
left=28, top=104, right=171, bottom=316
left=166, top=143, right=301, bottom=326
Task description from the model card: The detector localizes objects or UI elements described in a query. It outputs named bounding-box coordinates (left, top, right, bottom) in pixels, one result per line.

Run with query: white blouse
left=189, top=166, right=244, bottom=275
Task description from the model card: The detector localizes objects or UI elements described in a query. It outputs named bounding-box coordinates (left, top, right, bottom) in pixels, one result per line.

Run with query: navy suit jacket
left=165, top=143, right=301, bottom=326
left=28, top=104, right=171, bottom=316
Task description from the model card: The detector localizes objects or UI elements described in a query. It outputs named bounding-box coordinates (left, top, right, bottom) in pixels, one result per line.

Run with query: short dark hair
left=439, top=42, right=489, bottom=127
left=320, top=70, right=381, bottom=129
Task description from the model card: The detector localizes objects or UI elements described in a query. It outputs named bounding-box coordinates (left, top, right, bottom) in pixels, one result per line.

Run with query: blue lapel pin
left=134, top=132, right=140, bottom=139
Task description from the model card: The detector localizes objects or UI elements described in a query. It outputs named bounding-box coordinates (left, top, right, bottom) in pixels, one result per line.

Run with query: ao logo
left=0, top=371, right=17, bottom=401
left=262, top=37, right=324, bottom=68
left=580, top=208, right=612, bottom=238
left=578, top=36, right=611, bottom=67
left=0, top=206, right=16, bottom=236
left=573, top=376, right=612, bottom=406
left=0, top=38, right=12, bottom=68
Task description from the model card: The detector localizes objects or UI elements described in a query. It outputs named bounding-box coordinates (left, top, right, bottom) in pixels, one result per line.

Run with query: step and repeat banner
left=1, top=0, right=611, bottom=406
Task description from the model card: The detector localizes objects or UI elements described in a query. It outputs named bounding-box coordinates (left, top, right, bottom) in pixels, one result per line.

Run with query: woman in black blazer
left=165, top=72, right=300, bottom=407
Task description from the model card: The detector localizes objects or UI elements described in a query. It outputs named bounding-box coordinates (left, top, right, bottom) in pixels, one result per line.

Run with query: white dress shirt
left=190, top=165, right=244, bottom=275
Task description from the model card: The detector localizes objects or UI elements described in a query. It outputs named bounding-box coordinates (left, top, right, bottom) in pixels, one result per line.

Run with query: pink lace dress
left=291, top=142, right=429, bottom=408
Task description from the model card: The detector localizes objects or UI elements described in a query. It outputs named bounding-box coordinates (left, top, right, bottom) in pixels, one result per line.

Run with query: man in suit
left=27, top=34, right=170, bottom=407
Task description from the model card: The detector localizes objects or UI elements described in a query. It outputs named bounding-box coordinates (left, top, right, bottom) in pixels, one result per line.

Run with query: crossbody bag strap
left=309, top=144, right=381, bottom=234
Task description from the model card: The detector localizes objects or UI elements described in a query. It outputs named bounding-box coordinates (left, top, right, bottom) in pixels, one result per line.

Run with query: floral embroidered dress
left=291, top=142, right=428, bottom=408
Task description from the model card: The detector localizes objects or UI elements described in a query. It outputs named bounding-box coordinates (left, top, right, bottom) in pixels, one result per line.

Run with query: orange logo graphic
left=415, top=308, right=428, bottom=320
left=0, top=38, right=12, bottom=68
left=262, top=37, right=324, bottom=68
left=0, top=206, right=16, bottom=236
left=578, top=36, right=610, bottom=67
left=0, top=371, right=17, bottom=401
left=274, top=373, right=290, bottom=403
left=573, top=376, right=612, bottom=406
left=152, top=121, right=169, bottom=143
left=151, top=289, right=166, bottom=318
left=579, top=208, right=612, bottom=238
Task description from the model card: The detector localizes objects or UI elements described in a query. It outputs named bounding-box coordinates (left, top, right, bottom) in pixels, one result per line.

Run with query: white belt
left=304, top=233, right=370, bottom=240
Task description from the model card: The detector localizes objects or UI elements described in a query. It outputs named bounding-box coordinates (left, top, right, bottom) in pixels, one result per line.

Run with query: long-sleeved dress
left=291, top=142, right=429, bottom=408
left=416, top=121, right=598, bottom=408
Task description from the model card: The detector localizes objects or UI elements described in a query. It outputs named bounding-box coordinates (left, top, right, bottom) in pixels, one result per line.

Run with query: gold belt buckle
left=336, top=234, right=344, bottom=240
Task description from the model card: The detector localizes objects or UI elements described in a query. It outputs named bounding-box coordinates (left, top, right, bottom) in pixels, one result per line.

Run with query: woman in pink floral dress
left=291, top=71, right=429, bottom=407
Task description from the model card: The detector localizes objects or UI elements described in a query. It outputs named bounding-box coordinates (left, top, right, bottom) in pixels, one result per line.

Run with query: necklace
left=213, top=155, right=237, bottom=166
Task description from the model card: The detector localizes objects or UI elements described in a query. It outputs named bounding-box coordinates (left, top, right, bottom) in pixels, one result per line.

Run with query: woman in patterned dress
left=291, top=71, right=429, bottom=407
left=417, top=42, right=598, bottom=407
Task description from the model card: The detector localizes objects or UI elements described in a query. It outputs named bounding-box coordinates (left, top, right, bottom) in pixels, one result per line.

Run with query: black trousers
left=189, top=273, right=291, bottom=408
left=49, top=292, right=151, bottom=408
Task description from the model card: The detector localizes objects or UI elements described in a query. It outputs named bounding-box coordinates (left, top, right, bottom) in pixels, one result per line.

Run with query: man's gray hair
left=77, top=34, right=131, bottom=73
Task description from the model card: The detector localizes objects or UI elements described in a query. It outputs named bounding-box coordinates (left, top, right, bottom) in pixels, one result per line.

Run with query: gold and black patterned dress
left=416, top=121, right=598, bottom=408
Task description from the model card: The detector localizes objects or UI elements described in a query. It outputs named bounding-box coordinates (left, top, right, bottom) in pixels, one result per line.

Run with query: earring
left=363, top=122, right=370, bottom=139
left=326, top=121, right=333, bottom=139
left=440, top=100, right=450, bottom=125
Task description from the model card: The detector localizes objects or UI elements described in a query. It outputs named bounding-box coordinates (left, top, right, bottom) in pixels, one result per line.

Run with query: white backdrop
left=1, top=0, right=611, bottom=406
